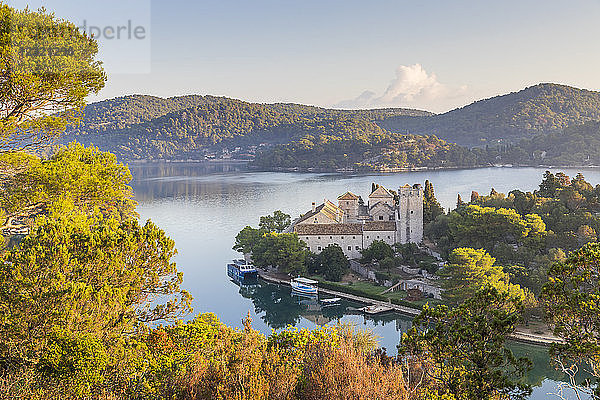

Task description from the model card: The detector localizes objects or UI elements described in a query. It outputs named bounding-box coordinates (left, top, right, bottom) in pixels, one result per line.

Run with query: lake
left=130, top=162, right=599, bottom=399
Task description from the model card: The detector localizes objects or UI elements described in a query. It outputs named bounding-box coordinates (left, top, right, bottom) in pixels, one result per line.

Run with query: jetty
left=258, top=271, right=420, bottom=317
left=257, top=271, right=564, bottom=346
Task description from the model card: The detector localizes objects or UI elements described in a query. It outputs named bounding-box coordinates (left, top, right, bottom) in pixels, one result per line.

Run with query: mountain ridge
left=64, top=83, right=600, bottom=169
left=379, top=83, right=600, bottom=146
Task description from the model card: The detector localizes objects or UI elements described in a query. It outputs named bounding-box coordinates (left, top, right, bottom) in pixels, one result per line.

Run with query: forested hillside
left=253, top=134, right=482, bottom=171
left=487, top=120, right=600, bottom=166
left=66, top=83, right=600, bottom=169
left=66, top=95, right=432, bottom=163
left=380, top=83, right=600, bottom=146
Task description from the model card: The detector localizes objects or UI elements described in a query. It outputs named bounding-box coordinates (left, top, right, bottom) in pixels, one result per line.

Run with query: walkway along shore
left=258, top=271, right=563, bottom=347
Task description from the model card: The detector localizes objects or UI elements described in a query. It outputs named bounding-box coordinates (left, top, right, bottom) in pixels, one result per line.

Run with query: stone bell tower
left=396, top=184, right=423, bottom=244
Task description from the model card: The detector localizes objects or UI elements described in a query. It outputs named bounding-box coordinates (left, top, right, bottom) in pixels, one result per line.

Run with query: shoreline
left=258, top=271, right=563, bottom=347
left=123, top=158, right=600, bottom=174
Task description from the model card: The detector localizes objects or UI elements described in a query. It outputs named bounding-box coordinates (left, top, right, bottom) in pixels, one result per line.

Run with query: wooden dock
left=256, top=271, right=563, bottom=346
left=258, top=271, right=420, bottom=316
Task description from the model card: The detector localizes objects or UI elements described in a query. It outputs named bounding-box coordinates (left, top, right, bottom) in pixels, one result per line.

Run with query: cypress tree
left=423, top=180, right=444, bottom=224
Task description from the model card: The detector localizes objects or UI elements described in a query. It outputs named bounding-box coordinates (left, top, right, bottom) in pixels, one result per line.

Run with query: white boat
left=320, top=297, right=341, bottom=305
left=291, top=277, right=318, bottom=296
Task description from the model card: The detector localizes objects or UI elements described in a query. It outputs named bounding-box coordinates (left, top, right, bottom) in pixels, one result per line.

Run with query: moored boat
left=320, top=297, right=341, bottom=305
left=291, top=277, right=318, bottom=296
left=227, top=259, right=258, bottom=282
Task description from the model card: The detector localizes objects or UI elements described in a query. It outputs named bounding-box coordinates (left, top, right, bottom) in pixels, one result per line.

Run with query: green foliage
left=395, top=242, right=421, bottom=266
left=258, top=210, right=291, bottom=233
left=428, top=171, right=600, bottom=301
left=466, top=172, right=600, bottom=254
left=400, top=286, right=532, bottom=400
left=379, top=256, right=397, bottom=271
left=0, top=4, right=105, bottom=152
left=381, top=83, right=600, bottom=147
left=233, top=225, right=263, bottom=254
left=67, top=83, right=600, bottom=170
left=0, top=211, right=191, bottom=368
left=40, top=329, right=109, bottom=396
left=311, top=244, right=349, bottom=281
left=434, top=204, right=547, bottom=265
left=252, top=232, right=308, bottom=275
left=1, top=311, right=414, bottom=399
left=101, top=313, right=408, bottom=400
left=541, top=243, right=600, bottom=390
left=502, top=121, right=600, bottom=167
left=0, top=142, right=136, bottom=231
left=537, top=171, right=571, bottom=197
left=234, top=214, right=308, bottom=274
left=423, top=180, right=445, bottom=224
left=361, top=239, right=394, bottom=263
left=441, top=247, right=535, bottom=307
left=254, top=132, right=483, bottom=171
left=449, top=205, right=546, bottom=250
left=68, top=94, right=434, bottom=165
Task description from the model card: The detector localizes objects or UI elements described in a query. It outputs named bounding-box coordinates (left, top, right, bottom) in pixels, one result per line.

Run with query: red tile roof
left=363, top=221, right=396, bottom=231
left=295, top=223, right=364, bottom=235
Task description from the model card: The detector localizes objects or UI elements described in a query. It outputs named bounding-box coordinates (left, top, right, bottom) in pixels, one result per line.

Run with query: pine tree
left=457, top=194, right=465, bottom=208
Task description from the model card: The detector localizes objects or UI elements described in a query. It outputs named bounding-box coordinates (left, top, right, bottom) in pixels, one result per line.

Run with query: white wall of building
left=300, top=234, right=363, bottom=259
left=363, top=230, right=396, bottom=248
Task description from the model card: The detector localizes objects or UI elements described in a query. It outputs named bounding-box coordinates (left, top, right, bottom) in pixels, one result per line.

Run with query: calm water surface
left=131, top=162, right=600, bottom=400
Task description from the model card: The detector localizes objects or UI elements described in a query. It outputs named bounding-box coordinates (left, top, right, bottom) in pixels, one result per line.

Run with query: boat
left=227, top=259, right=258, bottom=282
left=358, top=305, right=393, bottom=315
left=320, top=297, right=341, bottom=305
left=290, top=277, right=318, bottom=296
left=291, top=289, right=318, bottom=300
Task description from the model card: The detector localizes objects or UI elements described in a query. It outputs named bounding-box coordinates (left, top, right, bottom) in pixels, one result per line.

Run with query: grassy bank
left=313, top=278, right=439, bottom=310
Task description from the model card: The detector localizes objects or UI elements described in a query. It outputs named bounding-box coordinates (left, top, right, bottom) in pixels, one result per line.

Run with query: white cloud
left=334, top=64, right=469, bottom=113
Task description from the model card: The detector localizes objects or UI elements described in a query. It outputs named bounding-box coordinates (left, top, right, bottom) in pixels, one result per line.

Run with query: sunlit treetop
left=0, top=4, right=105, bottom=152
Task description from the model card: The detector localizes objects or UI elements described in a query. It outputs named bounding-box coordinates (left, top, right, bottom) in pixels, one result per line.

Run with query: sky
left=9, top=0, right=600, bottom=112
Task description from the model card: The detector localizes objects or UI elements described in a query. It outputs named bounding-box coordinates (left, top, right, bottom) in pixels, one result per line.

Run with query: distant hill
left=78, top=94, right=213, bottom=131
left=490, top=121, right=600, bottom=166
left=252, top=134, right=482, bottom=171
left=65, top=95, right=432, bottom=161
left=64, top=83, right=600, bottom=170
left=379, top=83, right=600, bottom=146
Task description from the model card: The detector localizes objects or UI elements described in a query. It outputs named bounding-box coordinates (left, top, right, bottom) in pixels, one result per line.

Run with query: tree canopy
left=440, top=247, right=535, bottom=307
left=423, top=179, right=444, bottom=224
left=400, top=286, right=532, bottom=400
left=0, top=210, right=191, bottom=380
left=259, top=210, right=291, bottom=233
left=0, top=4, right=105, bottom=152
left=0, top=142, right=136, bottom=233
left=360, top=240, right=394, bottom=264
left=309, top=244, right=349, bottom=281
left=542, top=242, right=600, bottom=393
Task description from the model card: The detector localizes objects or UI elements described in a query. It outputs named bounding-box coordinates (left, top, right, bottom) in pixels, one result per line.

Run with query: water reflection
left=129, top=161, right=250, bottom=202
left=233, top=280, right=371, bottom=329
